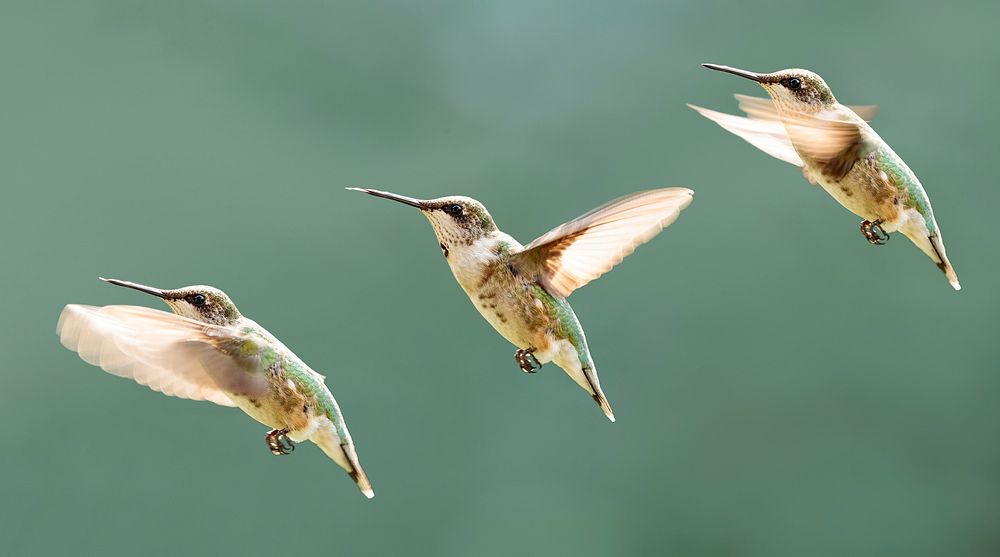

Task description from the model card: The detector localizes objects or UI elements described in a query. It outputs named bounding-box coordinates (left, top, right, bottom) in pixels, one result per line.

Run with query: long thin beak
left=99, top=277, right=167, bottom=299
left=702, top=63, right=762, bottom=82
left=346, top=187, right=426, bottom=209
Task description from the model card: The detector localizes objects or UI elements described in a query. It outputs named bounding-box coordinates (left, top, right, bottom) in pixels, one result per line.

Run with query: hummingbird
left=348, top=187, right=694, bottom=422
left=56, top=277, right=374, bottom=499
left=690, top=64, right=960, bottom=290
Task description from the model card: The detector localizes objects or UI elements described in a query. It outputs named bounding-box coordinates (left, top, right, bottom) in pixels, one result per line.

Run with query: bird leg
left=515, top=348, right=542, bottom=373
left=265, top=428, right=295, bottom=456
left=860, top=219, right=890, bottom=245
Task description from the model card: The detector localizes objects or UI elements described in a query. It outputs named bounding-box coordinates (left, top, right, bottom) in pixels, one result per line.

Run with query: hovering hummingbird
left=348, top=187, right=694, bottom=421
left=56, top=278, right=374, bottom=499
left=690, top=64, right=960, bottom=290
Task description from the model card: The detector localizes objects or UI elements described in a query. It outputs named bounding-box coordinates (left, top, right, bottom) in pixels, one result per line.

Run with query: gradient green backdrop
left=2, top=1, right=998, bottom=556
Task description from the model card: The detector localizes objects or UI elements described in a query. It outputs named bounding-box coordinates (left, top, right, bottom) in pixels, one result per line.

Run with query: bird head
left=703, top=64, right=838, bottom=114
left=100, top=278, right=242, bottom=326
left=348, top=188, right=498, bottom=252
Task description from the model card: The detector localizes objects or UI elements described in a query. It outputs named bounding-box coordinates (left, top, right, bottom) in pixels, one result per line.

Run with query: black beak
left=99, top=277, right=168, bottom=299
left=346, top=187, right=426, bottom=209
left=702, top=63, right=763, bottom=82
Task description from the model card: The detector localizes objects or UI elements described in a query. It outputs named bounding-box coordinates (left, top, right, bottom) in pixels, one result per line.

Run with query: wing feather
left=57, top=305, right=270, bottom=406
left=692, top=95, right=878, bottom=178
left=511, top=188, right=694, bottom=298
left=689, top=103, right=804, bottom=166
left=734, top=94, right=875, bottom=179
left=734, top=94, right=878, bottom=122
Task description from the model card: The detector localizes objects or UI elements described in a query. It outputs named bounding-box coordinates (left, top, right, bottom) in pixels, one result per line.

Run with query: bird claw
left=515, top=348, right=542, bottom=373
left=265, top=428, right=295, bottom=456
left=860, top=219, right=889, bottom=245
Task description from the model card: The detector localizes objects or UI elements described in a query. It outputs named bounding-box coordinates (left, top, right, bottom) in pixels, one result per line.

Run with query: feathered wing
left=691, top=95, right=879, bottom=178
left=778, top=112, right=874, bottom=181
left=57, top=305, right=270, bottom=406
left=734, top=94, right=878, bottom=123
left=737, top=95, right=878, bottom=180
left=510, top=188, right=694, bottom=298
left=688, top=103, right=804, bottom=166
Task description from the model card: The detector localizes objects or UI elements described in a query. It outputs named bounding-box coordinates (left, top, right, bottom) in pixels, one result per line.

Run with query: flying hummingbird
left=348, top=187, right=694, bottom=422
left=56, top=278, right=374, bottom=499
left=690, top=64, right=960, bottom=290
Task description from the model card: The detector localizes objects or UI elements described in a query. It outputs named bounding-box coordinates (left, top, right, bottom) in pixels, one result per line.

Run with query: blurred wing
left=511, top=188, right=694, bottom=298
left=735, top=94, right=877, bottom=122
left=57, top=305, right=271, bottom=406
left=735, top=94, right=875, bottom=180
left=781, top=112, right=873, bottom=181
left=689, top=103, right=803, bottom=166
left=848, top=104, right=878, bottom=121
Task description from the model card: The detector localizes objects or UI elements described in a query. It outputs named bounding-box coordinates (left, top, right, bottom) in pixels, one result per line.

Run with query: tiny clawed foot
left=860, top=219, right=890, bottom=246
left=265, top=428, right=295, bottom=456
left=515, top=348, right=542, bottom=373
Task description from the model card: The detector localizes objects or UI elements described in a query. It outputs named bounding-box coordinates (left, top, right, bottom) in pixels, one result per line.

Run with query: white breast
left=443, top=233, right=540, bottom=350
left=446, top=233, right=523, bottom=293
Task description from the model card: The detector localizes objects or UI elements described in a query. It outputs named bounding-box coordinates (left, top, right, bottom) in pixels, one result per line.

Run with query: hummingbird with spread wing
left=57, top=278, right=374, bottom=499
left=348, top=187, right=694, bottom=422
left=690, top=64, right=960, bottom=290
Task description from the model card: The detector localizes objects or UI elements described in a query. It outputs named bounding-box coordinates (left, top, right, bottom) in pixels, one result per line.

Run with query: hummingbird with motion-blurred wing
left=348, top=187, right=694, bottom=422
left=690, top=64, right=960, bottom=290
left=57, top=278, right=374, bottom=499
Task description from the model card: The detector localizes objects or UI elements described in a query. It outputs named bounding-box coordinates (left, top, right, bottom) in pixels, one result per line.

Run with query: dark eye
left=787, top=77, right=802, bottom=89
left=443, top=204, right=463, bottom=216
left=190, top=294, right=207, bottom=306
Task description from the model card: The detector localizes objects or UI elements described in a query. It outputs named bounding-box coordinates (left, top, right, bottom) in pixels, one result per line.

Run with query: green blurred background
left=2, top=1, right=998, bottom=555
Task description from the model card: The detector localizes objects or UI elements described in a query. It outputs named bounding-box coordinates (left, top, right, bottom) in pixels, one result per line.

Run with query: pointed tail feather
left=555, top=344, right=616, bottom=422
left=906, top=230, right=960, bottom=291
left=341, top=444, right=375, bottom=499
left=580, top=366, right=615, bottom=423
left=592, top=392, right=616, bottom=423
left=314, top=426, right=374, bottom=499
left=929, top=234, right=961, bottom=291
